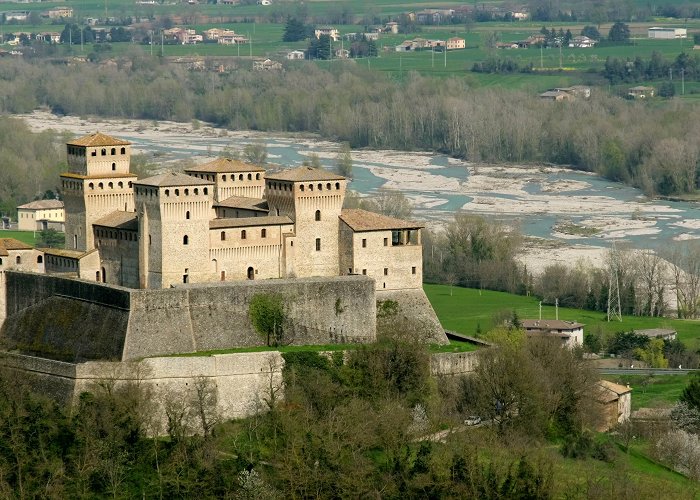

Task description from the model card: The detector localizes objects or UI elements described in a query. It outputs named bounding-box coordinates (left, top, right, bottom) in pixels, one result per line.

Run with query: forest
left=0, top=56, right=699, bottom=208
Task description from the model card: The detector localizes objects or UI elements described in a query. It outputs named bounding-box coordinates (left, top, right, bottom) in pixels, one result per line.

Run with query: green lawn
left=0, top=230, right=38, bottom=246
left=608, top=374, right=690, bottom=410
left=424, top=283, right=700, bottom=349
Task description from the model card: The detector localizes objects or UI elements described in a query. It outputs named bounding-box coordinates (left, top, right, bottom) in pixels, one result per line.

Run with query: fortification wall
left=1, top=272, right=377, bottom=361
left=376, top=288, right=448, bottom=344
left=430, top=351, right=479, bottom=376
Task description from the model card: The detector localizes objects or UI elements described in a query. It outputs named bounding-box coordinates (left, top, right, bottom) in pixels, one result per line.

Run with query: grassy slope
left=609, top=374, right=690, bottom=409
left=0, top=230, right=37, bottom=246
left=424, top=283, right=700, bottom=350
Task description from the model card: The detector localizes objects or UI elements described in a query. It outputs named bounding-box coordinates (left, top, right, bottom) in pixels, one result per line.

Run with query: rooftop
left=134, top=172, right=213, bottom=188
left=93, top=211, right=138, bottom=230
left=634, top=328, right=676, bottom=338
left=266, top=166, right=345, bottom=182
left=185, top=157, right=265, bottom=174
left=60, top=172, right=137, bottom=180
left=598, top=380, right=632, bottom=401
left=0, top=238, right=33, bottom=256
left=17, top=199, right=64, bottom=210
left=339, top=208, right=424, bottom=232
left=215, top=196, right=268, bottom=212
left=42, top=248, right=95, bottom=259
left=210, top=215, right=293, bottom=229
left=521, top=319, right=584, bottom=330
left=66, top=132, right=130, bottom=147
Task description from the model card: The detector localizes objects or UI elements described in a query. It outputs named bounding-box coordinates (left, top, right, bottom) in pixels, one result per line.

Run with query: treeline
left=604, top=51, right=700, bottom=84
left=0, top=117, right=67, bottom=216
left=1, top=57, right=699, bottom=197
left=471, top=58, right=533, bottom=74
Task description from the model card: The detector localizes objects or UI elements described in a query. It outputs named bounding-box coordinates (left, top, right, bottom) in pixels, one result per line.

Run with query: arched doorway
left=247, top=267, right=254, bottom=280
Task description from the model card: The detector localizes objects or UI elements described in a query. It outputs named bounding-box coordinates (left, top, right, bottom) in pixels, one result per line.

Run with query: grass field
left=0, top=230, right=38, bottom=246
left=609, top=374, right=690, bottom=409
left=424, top=283, right=700, bottom=349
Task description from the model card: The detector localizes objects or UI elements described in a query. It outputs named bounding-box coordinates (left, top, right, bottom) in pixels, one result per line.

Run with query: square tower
left=265, top=167, right=346, bottom=277
left=62, top=133, right=136, bottom=252
left=134, top=173, right=214, bottom=289
left=185, top=158, right=266, bottom=202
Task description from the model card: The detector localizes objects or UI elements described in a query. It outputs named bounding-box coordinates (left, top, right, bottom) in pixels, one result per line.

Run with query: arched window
left=247, top=173, right=252, bottom=180
left=111, top=148, right=116, bottom=155
left=118, top=182, right=123, bottom=188
left=241, top=230, right=247, bottom=239
left=315, top=210, right=321, bottom=221
left=261, top=228, right=267, bottom=238
left=101, top=267, right=106, bottom=283
left=194, top=188, right=199, bottom=195
left=335, top=182, right=340, bottom=189
left=309, top=184, right=314, bottom=191
left=98, top=182, right=104, bottom=189
left=165, top=189, right=170, bottom=196
left=128, top=182, right=132, bottom=188
left=222, top=175, right=227, bottom=182
left=203, top=188, right=208, bottom=195
left=247, top=267, right=254, bottom=280
left=112, top=163, right=116, bottom=171
left=300, top=185, right=305, bottom=192
left=16, top=256, right=21, bottom=264
left=184, top=189, right=189, bottom=196
left=318, top=183, right=322, bottom=191
left=101, top=148, right=106, bottom=156
left=186, top=211, right=190, bottom=220
left=37, top=255, right=43, bottom=264
left=183, top=235, right=189, bottom=245
left=89, top=183, right=94, bottom=189
left=256, top=173, right=261, bottom=180
left=108, top=182, right=113, bottom=189
left=221, top=231, right=226, bottom=241
left=239, top=174, right=243, bottom=180
left=121, top=147, right=126, bottom=154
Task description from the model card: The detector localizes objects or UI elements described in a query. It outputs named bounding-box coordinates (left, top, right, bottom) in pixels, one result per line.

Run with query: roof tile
left=339, top=209, right=423, bottom=232
left=66, top=132, right=131, bottom=147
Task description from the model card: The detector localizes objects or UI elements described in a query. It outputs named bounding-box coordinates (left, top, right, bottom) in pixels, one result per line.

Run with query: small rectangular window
left=383, top=238, right=388, bottom=246
left=362, top=269, right=367, bottom=275
left=315, top=238, right=321, bottom=251
left=362, top=238, right=367, bottom=248
left=412, top=266, right=417, bottom=275
left=384, top=268, right=388, bottom=276
left=348, top=268, right=352, bottom=273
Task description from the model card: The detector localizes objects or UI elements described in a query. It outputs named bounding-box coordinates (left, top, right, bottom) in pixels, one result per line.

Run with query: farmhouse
left=628, top=85, right=655, bottom=98
left=634, top=328, right=677, bottom=341
left=539, top=90, right=573, bottom=102
left=446, top=37, right=466, bottom=50
left=314, top=26, right=340, bottom=42
left=568, top=36, right=596, bottom=48
left=16, top=199, right=64, bottom=231
left=596, top=380, right=632, bottom=431
left=521, top=319, right=584, bottom=347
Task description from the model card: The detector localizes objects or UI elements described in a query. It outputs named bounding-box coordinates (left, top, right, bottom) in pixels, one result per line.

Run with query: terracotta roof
left=522, top=319, right=584, bottom=330
left=185, top=158, right=265, bottom=173
left=93, top=211, right=138, bottom=230
left=66, top=132, right=131, bottom=147
left=210, top=215, right=292, bottom=229
left=17, top=199, right=64, bottom=210
left=0, top=238, right=33, bottom=256
left=215, top=196, right=268, bottom=212
left=134, top=172, right=213, bottom=188
left=265, top=166, right=345, bottom=182
left=598, top=379, right=632, bottom=396
left=339, top=209, right=424, bottom=232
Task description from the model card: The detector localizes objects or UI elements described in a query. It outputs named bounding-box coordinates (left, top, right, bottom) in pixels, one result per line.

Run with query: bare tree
left=634, top=249, right=667, bottom=317
left=666, top=242, right=700, bottom=318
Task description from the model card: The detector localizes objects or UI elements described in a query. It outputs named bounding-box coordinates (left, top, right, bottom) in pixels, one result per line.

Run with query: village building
left=521, top=319, right=584, bottom=347
left=45, top=6, right=73, bottom=18
left=568, top=36, right=597, bottom=48
left=314, top=27, right=340, bottom=42
left=628, top=85, right=655, bottom=98
left=596, top=380, right=632, bottom=431
left=286, top=50, right=305, bottom=60
left=0, top=238, right=44, bottom=274
left=253, top=59, right=282, bottom=70
left=16, top=199, right=64, bottom=231
left=634, top=328, right=677, bottom=341
left=539, top=90, right=573, bottom=102
left=385, top=22, right=399, bottom=34
left=446, top=37, right=466, bottom=50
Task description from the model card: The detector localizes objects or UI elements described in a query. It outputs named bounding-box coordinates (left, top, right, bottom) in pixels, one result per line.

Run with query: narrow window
left=362, top=269, right=367, bottom=275
left=186, top=211, right=190, bottom=220
left=248, top=173, right=252, bottom=180
left=384, top=237, right=388, bottom=246
left=384, top=268, right=388, bottom=276
left=121, top=147, right=126, bottom=154
left=101, top=267, right=106, bottom=283
left=239, top=174, right=243, bottom=180
left=184, top=189, right=189, bottom=196
left=204, top=188, right=208, bottom=195
left=362, top=238, right=367, bottom=248
left=221, top=231, right=226, bottom=241
left=16, top=256, right=21, bottom=264
left=223, top=175, right=227, bottom=182
left=315, top=210, right=321, bottom=221
left=300, top=185, right=305, bottom=192
left=318, top=183, right=322, bottom=191
left=101, top=148, right=106, bottom=156
left=110, top=148, right=116, bottom=155
left=315, top=238, right=321, bottom=251
left=221, top=271, right=226, bottom=281
left=112, top=163, right=116, bottom=170
left=256, top=173, right=261, bottom=180
left=89, top=182, right=94, bottom=189
left=96, top=271, right=101, bottom=281
left=261, top=228, right=267, bottom=238
left=37, top=255, right=43, bottom=264
left=326, top=183, right=331, bottom=190
left=91, top=150, right=97, bottom=156
left=348, top=268, right=352, bottom=273
left=175, top=189, right=179, bottom=196
left=335, top=182, right=340, bottom=189
left=412, top=266, right=417, bottom=275
left=183, top=235, right=189, bottom=245
left=165, top=189, right=170, bottom=196
left=241, top=230, right=247, bottom=239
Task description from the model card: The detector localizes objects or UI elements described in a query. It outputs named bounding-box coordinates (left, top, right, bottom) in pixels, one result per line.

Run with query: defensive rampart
left=0, top=272, right=377, bottom=361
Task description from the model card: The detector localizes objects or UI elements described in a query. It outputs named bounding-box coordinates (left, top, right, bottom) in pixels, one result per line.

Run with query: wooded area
left=0, top=57, right=698, bottom=202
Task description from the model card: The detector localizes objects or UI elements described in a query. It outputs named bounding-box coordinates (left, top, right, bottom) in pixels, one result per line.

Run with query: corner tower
left=134, top=172, right=214, bottom=289
left=265, top=167, right=346, bottom=277
left=61, top=133, right=136, bottom=251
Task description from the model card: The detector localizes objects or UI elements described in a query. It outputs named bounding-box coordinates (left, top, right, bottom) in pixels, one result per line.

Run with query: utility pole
left=540, top=44, right=543, bottom=69
left=555, top=298, right=559, bottom=320
left=444, top=44, right=446, bottom=67
left=681, top=68, right=685, bottom=95
left=161, top=30, right=163, bottom=57
left=669, top=67, right=673, bottom=81
left=607, top=241, right=623, bottom=322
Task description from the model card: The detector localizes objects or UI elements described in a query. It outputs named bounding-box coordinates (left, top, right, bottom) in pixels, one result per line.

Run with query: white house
left=286, top=50, right=305, bottom=60
left=569, top=36, right=596, bottom=48
left=521, top=319, right=583, bottom=348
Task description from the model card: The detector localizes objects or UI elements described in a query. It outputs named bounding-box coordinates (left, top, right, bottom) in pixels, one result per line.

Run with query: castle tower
left=134, top=173, right=214, bottom=289
left=61, top=133, right=136, bottom=252
left=265, top=167, right=346, bottom=277
left=185, top=158, right=266, bottom=203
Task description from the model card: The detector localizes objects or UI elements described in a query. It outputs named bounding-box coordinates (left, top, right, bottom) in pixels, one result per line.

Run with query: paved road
left=598, top=368, right=698, bottom=376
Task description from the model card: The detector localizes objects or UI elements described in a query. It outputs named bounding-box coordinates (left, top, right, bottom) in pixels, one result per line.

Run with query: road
left=598, top=368, right=697, bottom=376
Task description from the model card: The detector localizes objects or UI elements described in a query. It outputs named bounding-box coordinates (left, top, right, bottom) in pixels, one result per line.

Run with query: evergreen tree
left=608, top=22, right=631, bottom=43
left=282, top=17, right=307, bottom=42
left=681, top=373, right=700, bottom=411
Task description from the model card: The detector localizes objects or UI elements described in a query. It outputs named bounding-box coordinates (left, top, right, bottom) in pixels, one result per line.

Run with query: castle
left=0, top=132, right=447, bottom=423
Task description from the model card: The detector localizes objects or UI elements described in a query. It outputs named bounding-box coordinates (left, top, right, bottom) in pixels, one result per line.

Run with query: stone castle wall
left=1, top=272, right=377, bottom=362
